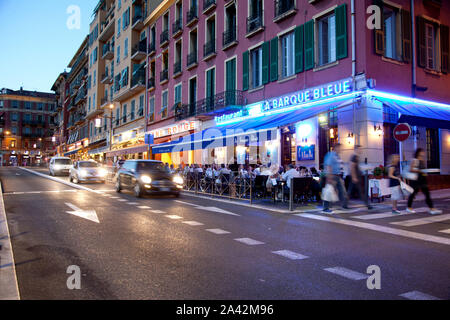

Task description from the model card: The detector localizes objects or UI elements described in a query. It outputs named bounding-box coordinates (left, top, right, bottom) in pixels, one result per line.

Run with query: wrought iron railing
left=160, top=29, right=169, bottom=45
left=186, top=5, right=198, bottom=24
left=187, top=51, right=198, bottom=67
left=247, top=11, right=263, bottom=33
left=203, top=39, right=216, bottom=57
left=160, top=69, right=169, bottom=82
left=174, top=61, right=182, bottom=75
left=274, top=0, right=295, bottom=19
left=172, top=19, right=183, bottom=34
left=222, top=27, right=237, bottom=47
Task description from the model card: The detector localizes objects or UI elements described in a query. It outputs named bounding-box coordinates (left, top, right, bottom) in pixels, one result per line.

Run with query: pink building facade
left=145, top=0, right=450, bottom=174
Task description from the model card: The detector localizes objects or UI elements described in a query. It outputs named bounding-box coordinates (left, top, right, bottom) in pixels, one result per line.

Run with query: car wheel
left=115, top=179, right=122, bottom=193
left=134, top=183, right=143, bottom=198
left=73, top=175, right=79, bottom=184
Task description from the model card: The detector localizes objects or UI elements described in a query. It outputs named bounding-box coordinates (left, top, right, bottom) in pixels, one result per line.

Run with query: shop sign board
left=297, top=145, right=315, bottom=161
left=149, top=121, right=198, bottom=139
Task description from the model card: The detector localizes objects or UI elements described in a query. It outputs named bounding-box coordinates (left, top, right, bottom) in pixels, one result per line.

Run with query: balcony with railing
left=203, top=39, right=216, bottom=59
left=102, top=42, right=114, bottom=60
left=160, top=69, right=169, bottom=83
left=132, top=6, right=145, bottom=30
left=186, top=5, right=198, bottom=27
left=101, top=70, right=113, bottom=84
left=247, top=10, right=264, bottom=35
left=131, top=38, right=147, bottom=61
left=131, top=68, right=146, bottom=88
left=187, top=50, right=198, bottom=68
left=172, top=19, right=183, bottom=36
left=75, top=87, right=87, bottom=105
left=175, top=90, right=245, bottom=121
left=160, top=29, right=169, bottom=46
left=173, top=61, right=182, bottom=76
left=223, top=26, right=237, bottom=49
left=203, top=0, right=216, bottom=14
left=99, top=6, right=115, bottom=42
left=148, top=41, right=156, bottom=55
left=74, top=111, right=86, bottom=125
left=274, top=0, right=296, bottom=22
left=148, top=77, right=155, bottom=90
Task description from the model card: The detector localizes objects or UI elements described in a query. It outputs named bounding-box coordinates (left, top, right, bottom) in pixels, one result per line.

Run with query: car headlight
left=54, top=165, right=62, bottom=170
left=140, top=175, right=152, bottom=184
left=173, top=175, right=184, bottom=185
left=98, top=168, right=108, bottom=177
left=79, top=169, right=88, bottom=177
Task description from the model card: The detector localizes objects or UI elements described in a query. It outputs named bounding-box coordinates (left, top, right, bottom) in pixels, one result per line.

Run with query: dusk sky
left=0, top=0, right=97, bottom=93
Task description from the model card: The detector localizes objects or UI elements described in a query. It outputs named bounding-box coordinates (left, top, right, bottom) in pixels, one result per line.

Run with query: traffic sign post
left=393, top=123, right=412, bottom=142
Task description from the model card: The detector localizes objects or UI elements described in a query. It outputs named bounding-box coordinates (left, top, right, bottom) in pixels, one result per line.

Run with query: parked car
left=49, top=157, right=72, bottom=176
left=115, top=160, right=183, bottom=198
left=69, top=160, right=108, bottom=184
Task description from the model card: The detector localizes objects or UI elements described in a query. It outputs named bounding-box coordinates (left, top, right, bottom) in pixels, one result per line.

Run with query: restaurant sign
left=149, top=121, right=199, bottom=139
left=297, top=145, right=315, bottom=161
left=262, top=79, right=353, bottom=112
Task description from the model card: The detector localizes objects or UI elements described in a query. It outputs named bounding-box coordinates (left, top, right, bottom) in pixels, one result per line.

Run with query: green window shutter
left=242, top=51, right=249, bottom=91
left=270, top=37, right=278, bottom=82
left=441, top=25, right=449, bottom=74
left=304, top=20, right=314, bottom=70
left=206, top=70, right=212, bottom=98
left=402, top=10, right=412, bottom=63
left=295, top=24, right=304, bottom=73
left=262, top=41, right=270, bottom=85
left=226, top=58, right=236, bottom=91
left=335, top=4, right=348, bottom=60
left=417, top=16, right=426, bottom=68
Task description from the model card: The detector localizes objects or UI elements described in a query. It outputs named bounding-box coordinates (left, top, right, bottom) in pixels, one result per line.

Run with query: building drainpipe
left=351, top=0, right=357, bottom=146
left=411, top=0, right=416, bottom=98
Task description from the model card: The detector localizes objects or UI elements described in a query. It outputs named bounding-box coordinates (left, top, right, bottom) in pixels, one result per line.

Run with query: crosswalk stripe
left=127, top=202, right=139, bottom=205
left=117, top=199, right=127, bottom=202
left=182, top=221, right=204, bottom=226
left=391, top=214, right=450, bottom=227
left=272, top=250, right=309, bottom=260
left=438, top=229, right=450, bottom=234
left=234, top=238, right=265, bottom=246
left=165, top=215, right=183, bottom=220
left=206, top=229, right=230, bottom=235
left=399, top=291, right=441, bottom=300
left=137, top=206, right=151, bottom=209
left=150, top=210, right=165, bottom=214
left=353, top=212, right=410, bottom=220
left=324, top=267, right=368, bottom=280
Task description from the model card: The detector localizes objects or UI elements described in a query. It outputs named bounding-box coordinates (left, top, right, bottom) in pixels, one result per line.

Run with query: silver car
left=69, top=161, right=108, bottom=184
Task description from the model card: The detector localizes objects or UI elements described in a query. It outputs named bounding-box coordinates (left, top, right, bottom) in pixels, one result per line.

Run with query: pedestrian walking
left=323, top=144, right=348, bottom=214
left=347, top=146, right=372, bottom=210
left=406, top=148, right=442, bottom=215
left=387, top=154, right=403, bottom=214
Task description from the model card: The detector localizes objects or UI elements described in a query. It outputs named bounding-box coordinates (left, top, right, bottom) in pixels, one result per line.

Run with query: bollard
left=289, top=184, right=294, bottom=212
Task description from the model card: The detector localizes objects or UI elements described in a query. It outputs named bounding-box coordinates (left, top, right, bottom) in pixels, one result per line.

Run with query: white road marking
left=234, top=238, right=265, bottom=246
left=399, top=291, right=441, bottom=300
left=391, top=214, right=450, bottom=227
left=138, top=206, right=151, bottom=209
left=110, top=197, right=120, bottom=199
left=331, top=208, right=363, bottom=214
left=127, top=202, right=139, bottom=205
left=175, top=200, right=198, bottom=206
left=165, top=215, right=183, bottom=220
left=64, top=202, right=100, bottom=223
left=272, top=250, right=309, bottom=260
left=117, top=199, right=128, bottom=202
left=0, top=181, right=20, bottom=300
left=353, top=211, right=410, bottom=220
left=439, top=229, right=450, bottom=234
left=295, top=213, right=450, bottom=246
left=174, top=199, right=240, bottom=216
left=324, top=267, right=368, bottom=280
left=150, top=210, right=165, bottom=213
left=206, top=229, right=230, bottom=235
left=182, top=221, right=204, bottom=226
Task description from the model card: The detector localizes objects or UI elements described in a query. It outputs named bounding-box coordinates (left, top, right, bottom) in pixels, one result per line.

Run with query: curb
left=0, top=180, right=20, bottom=300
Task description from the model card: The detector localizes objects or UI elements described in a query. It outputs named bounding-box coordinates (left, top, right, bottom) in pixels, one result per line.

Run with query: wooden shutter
left=304, top=20, right=314, bottom=70
left=226, top=58, right=236, bottom=91
left=270, top=37, right=278, bottom=82
left=295, top=24, right=304, bottom=73
left=335, top=4, right=348, bottom=60
left=417, top=16, right=427, bottom=68
left=242, top=51, right=249, bottom=91
left=402, top=10, right=412, bottom=62
left=262, top=41, right=270, bottom=85
left=441, top=25, right=449, bottom=74
left=206, top=69, right=212, bottom=98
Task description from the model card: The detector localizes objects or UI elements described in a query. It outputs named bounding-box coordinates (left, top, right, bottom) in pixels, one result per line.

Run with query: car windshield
left=79, top=162, right=99, bottom=168
left=136, top=162, right=167, bottom=172
left=55, top=159, right=71, bottom=165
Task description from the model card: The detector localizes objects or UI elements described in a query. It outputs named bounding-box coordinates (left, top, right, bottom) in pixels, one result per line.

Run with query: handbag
left=402, top=160, right=418, bottom=181
left=400, top=181, right=414, bottom=196
left=321, top=184, right=339, bottom=202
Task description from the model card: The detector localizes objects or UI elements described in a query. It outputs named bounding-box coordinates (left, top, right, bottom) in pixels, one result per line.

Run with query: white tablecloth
left=368, top=179, right=391, bottom=197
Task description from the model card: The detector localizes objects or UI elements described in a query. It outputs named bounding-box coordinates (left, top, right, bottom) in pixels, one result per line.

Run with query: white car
left=69, top=161, right=108, bottom=184
left=49, top=157, right=72, bottom=176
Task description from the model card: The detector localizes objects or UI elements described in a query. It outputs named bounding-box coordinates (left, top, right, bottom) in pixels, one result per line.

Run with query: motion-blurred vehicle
left=115, top=160, right=183, bottom=198
left=49, top=157, right=72, bottom=176
left=69, top=160, right=107, bottom=184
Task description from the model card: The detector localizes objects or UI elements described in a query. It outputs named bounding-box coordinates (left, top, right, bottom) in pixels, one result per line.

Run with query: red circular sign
left=393, top=123, right=412, bottom=142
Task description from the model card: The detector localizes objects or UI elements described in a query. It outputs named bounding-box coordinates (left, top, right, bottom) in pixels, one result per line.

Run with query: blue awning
left=64, top=149, right=81, bottom=157
left=151, top=96, right=359, bottom=154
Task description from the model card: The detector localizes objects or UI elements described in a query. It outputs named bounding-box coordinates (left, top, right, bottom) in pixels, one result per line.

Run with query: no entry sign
left=393, top=123, right=412, bottom=142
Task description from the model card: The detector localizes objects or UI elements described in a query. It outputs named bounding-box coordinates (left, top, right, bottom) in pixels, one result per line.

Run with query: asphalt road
left=1, top=167, right=449, bottom=300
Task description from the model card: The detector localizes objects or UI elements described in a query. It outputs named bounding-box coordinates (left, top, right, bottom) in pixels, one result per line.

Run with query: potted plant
left=373, top=165, right=384, bottom=179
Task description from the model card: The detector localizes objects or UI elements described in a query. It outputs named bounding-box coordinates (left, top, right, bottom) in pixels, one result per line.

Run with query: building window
left=11, top=100, right=18, bottom=108
left=149, top=96, right=155, bottom=122
left=161, top=91, right=168, bottom=119
left=115, top=108, right=120, bottom=126
left=93, top=71, right=96, bottom=86
left=0, top=100, right=3, bottom=108
left=138, top=95, right=144, bottom=116
left=124, top=38, right=128, bottom=57
left=37, top=103, right=43, bottom=110
left=122, top=104, right=127, bottom=123
left=383, top=6, right=401, bottom=60
left=174, top=84, right=182, bottom=108
left=94, top=47, right=98, bottom=62
left=117, top=45, right=121, bottom=64
left=25, top=102, right=31, bottom=109
left=281, top=32, right=295, bottom=78
left=317, top=13, right=336, bottom=66
left=131, top=100, right=135, bottom=120
left=11, top=127, right=17, bottom=135
left=425, top=23, right=436, bottom=70
left=383, top=104, right=399, bottom=123
left=250, top=46, right=263, bottom=88
left=426, top=128, right=440, bottom=169
left=11, top=113, right=18, bottom=122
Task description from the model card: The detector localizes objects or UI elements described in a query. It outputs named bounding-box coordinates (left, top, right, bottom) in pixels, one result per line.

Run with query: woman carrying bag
left=387, top=154, right=403, bottom=214
left=406, top=148, right=442, bottom=215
